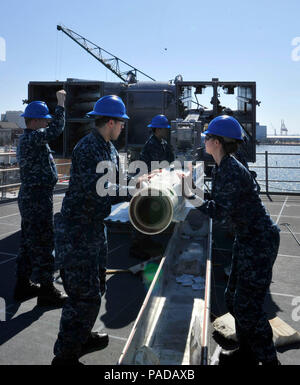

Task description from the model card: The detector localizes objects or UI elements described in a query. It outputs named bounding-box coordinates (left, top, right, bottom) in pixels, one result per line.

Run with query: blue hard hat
left=21, top=101, right=52, bottom=119
left=87, top=95, right=129, bottom=119
left=147, top=114, right=170, bottom=129
left=204, top=115, right=243, bottom=141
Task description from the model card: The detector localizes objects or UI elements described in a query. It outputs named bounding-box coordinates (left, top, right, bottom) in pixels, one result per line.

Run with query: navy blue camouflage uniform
left=196, top=154, right=280, bottom=363
left=16, top=106, right=65, bottom=285
left=140, top=134, right=174, bottom=172
left=53, top=128, right=132, bottom=359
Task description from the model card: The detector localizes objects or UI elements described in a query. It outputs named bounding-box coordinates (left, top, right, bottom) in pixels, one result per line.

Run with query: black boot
left=37, top=283, right=68, bottom=307
left=219, top=348, right=259, bottom=366
left=51, top=356, right=84, bottom=366
left=14, top=278, right=40, bottom=301
left=80, top=332, right=109, bottom=356
left=260, top=358, right=281, bottom=366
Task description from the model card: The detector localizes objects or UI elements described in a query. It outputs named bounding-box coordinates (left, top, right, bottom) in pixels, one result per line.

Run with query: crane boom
left=57, top=24, right=155, bottom=83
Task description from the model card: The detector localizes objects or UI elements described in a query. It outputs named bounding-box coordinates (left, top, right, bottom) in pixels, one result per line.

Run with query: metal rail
left=118, top=255, right=167, bottom=365
left=249, top=151, right=300, bottom=195
left=2, top=151, right=300, bottom=198
left=0, top=159, right=71, bottom=200
left=200, top=217, right=213, bottom=365
left=0, top=168, right=19, bottom=173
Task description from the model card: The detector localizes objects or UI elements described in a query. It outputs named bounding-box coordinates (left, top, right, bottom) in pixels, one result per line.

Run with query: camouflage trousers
left=53, top=213, right=107, bottom=358
left=224, top=225, right=280, bottom=363
left=16, top=186, right=54, bottom=285
left=53, top=262, right=102, bottom=358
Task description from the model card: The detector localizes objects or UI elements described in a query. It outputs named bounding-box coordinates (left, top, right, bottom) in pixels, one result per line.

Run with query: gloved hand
left=186, top=193, right=204, bottom=207
left=176, top=169, right=204, bottom=207
left=56, top=89, right=66, bottom=107
left=99, top=268, right=107, bottom=296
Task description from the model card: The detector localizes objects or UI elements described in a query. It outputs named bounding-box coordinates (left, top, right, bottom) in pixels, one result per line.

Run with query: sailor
left=182, top=115, right=280, bottom=366
left=14, top=91, right=68, bottom=307
left=140, top=114, right=174, bottom=172
left=52, top=95, right=143, bottom=366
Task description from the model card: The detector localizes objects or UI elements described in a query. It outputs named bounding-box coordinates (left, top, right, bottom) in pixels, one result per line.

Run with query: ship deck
left=0, top=193, right=300, bottom=365
left=210, top=194, right=300, bottom=365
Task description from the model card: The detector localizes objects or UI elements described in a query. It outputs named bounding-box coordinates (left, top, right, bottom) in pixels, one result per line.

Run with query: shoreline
left=257, top=143, right=300, bottom=146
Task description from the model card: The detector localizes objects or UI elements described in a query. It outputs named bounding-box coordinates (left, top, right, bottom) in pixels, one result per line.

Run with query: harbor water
left=1, top=145, right=300, bottom=198
left=251, top=144, right=300, bottom=193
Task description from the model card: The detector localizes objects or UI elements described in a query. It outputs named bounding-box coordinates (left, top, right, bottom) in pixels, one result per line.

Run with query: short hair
left=25, top=118, right=33, bottom=126
left=152, top=127, right=163, bottom=134
left=95, top=116, right=114, bottom=128
left=213, top=135, right=240, bottom=155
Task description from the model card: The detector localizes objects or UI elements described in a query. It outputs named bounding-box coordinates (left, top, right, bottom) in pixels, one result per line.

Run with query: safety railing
left=202, top=151, right=300, bottom=198
left=0, top=153, right=71, bottom=201
left=250, top=151, right=300, bottom=196
left=1, top=151, right=300, bottom=200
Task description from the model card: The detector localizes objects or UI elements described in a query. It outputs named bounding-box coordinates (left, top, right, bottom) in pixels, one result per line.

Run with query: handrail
left=0, top=162, right=71, bottom=199
left=200, top=217, right=213, bottom=365
left=205, top=150, right=300, bottom=196
left=0, top=183, right=21, bottom=189
left=0, top=168, right=20, bottom=173
left=251, top=151, right=300, bottom=195
left=252, top=166, right=300, bottom=169
left=256, top=152, right=300, bottom=156
left=1, top=152, right=300, bottom=197
left=256, top=179, right=300, bottom=183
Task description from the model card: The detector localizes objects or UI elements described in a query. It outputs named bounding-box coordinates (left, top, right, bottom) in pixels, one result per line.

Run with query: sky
left=1, top=0, right=300, bottom=134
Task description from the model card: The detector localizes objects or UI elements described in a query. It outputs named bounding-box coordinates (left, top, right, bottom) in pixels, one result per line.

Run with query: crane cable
left=55, top=28, right=59, bottom=80
left=55, top=28, right=64, bottom=81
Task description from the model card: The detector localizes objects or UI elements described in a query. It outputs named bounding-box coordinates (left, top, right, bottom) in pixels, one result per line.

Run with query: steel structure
left=172, top=79, right=257, bottom=163
left=57, top=24, right=155, bottom=84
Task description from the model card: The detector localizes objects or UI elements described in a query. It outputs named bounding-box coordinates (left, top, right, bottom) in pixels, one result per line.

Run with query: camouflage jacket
left=61, top=128, right=132, bottom=224
left=198, top=155, right=276, bottom=238
left=17, top=106, right=65, bottom=188
left=140, top=134, right=175, bottom=171
left=233, top=151, right=249, bottom=169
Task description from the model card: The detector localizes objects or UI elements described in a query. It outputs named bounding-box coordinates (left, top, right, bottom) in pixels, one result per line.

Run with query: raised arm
left=29, top=90, right=66, bottom=145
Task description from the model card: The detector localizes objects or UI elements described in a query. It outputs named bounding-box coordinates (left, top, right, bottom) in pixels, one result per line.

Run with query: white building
left=0, top=122, right=22, bottom=147
left=256, top=122, right=267, bottom=140
left=1, top=111, right=25, bottom=129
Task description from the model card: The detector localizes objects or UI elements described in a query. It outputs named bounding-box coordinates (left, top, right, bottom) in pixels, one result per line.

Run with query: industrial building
left=264, top=135, right=300, bottom=144
left=256, top=122, right=267, bottom=141
left=256, top=121, right=300, bottom=144
left=1, top=111, right=26, bottom=129
left=0, top=122, right=22, bottom=147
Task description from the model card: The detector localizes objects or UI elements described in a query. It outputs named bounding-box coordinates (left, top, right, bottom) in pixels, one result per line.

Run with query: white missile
left=129, top=169, right=185, bottom=235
